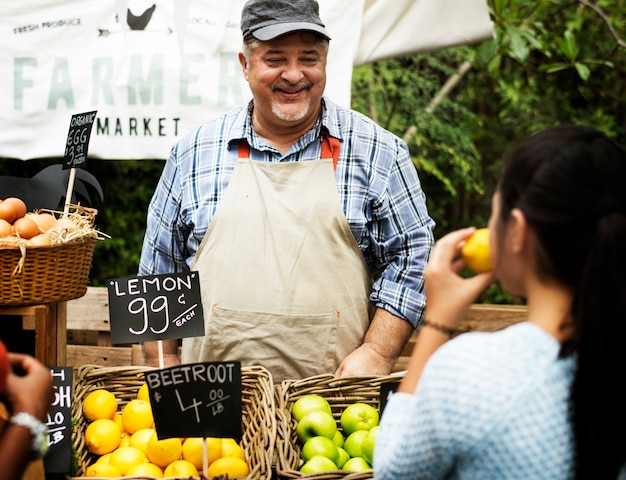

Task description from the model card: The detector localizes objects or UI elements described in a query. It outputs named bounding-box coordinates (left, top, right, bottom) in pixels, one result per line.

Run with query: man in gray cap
left=140, top=0, right=434, bottom=383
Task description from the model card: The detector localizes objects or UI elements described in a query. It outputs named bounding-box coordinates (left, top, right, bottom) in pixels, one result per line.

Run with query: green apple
left=296, top=410, right=337, bottom=443
left=292, top=394, right=332, bottom=421
left=343, top=429, right=369, bottom=458
left=361, top=425, right=378, bottom=466
left=302, top=436, right=339, bottom=464
left=341, top=456, right=372, bottom=472
left=332, top=430, right=345, bottom=448
left=336, top=447, right=350, bottom=469
left=300, top=455, right=338, bottom=473
left=340, top=402, right=379, bottom=435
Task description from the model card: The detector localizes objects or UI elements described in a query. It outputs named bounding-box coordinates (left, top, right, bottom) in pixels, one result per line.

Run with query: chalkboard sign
left=379, top=381, right=400, bottom=414
left=145, top=362, right=242, bottom=440
left=107, top=272, right=205, bottom=345
left=44, top=367, right=72, bottom=474
left=63, top=110, right=97, bottom=169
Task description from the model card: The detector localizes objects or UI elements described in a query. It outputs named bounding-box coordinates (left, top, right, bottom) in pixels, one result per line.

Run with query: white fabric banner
left=0, top=0, right=493, bottom=161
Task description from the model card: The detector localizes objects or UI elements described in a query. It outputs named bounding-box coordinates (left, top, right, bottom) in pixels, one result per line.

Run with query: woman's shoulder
left=423, top=322, right=562, bottom=390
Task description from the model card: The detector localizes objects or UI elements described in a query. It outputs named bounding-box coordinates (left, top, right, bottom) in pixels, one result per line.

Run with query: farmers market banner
left=0, top=0, right=493, bottom=161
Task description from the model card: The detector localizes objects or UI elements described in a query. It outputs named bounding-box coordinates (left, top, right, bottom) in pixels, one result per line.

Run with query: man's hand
left=334, top=342, right=393, bottom=377
left=335, top=308, right=414, bottom=377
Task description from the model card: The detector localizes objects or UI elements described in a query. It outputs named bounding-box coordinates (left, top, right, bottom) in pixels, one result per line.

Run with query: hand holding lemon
left=461, top=228, right=493, bottom=273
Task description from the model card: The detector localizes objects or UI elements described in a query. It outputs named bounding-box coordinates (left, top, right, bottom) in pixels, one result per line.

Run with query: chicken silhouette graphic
left=127, top=4, right=156, bottom=31
left=0, top=165, right=103, bottom=212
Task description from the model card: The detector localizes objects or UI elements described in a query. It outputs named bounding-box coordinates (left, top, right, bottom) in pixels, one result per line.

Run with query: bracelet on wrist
left=421, top=319, right=457, bottom=337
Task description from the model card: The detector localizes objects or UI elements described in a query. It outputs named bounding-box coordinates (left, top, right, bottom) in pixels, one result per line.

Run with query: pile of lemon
left=81, top=384, right=250, bottom=478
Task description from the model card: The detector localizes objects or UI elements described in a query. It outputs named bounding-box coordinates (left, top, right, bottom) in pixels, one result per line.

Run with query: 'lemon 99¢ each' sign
left=107, top=272, right=204, bottom=345
left=145, top=361, right=242, bottom=440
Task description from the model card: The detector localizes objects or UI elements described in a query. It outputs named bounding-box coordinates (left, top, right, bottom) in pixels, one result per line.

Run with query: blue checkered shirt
left=139, top=97, right=434, bottom=326
left=375, top=322, right=578, bottom=479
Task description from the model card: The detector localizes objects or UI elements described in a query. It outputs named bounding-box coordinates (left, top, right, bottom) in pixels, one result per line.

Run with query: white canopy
left=0, top=0, right=493, bottom=160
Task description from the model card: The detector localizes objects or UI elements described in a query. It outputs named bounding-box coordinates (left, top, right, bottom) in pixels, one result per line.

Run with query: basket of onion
left=0, top=197, right=107, bottom=306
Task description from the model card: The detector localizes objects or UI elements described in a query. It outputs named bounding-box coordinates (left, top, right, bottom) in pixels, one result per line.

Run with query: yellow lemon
left=95, top=452, right=112, bottom=464
left=84, top=418, right=121, bottom=455
left=119, top=431, right=131, bottom=448
left=130, top=427, right=156, bottom=455
left=146, top=431, right=182, bottom=468
left=164, top=459, right=200, bottom=477
left=207, top=456, right=250, bottom=478
left=182, top=437, right=222, bottom=469
left=112, top=413, right=125, bottom=433
left=126, top=462, right=163, bottom=478
left=137, top=382, right=150, bottom=402
left=221, top=438, right=246, bottom=460
left=108, top=446, right=148, bottom=475
left=84, top=462, right=122, bottom=478
left=461, top=228, right=493, bottom=273
left=82, top=389, right=118, bottom=421
left=126, top=462, right=164, bottom=477
left=121, top=398, right=154, bottom=434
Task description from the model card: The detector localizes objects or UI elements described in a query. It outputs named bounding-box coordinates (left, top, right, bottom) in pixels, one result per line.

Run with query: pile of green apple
left=291, top=394, right=379, bottom=474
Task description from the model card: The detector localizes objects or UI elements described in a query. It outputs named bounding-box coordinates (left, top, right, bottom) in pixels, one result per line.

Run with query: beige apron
left=182, top=137, right=373, bottom=382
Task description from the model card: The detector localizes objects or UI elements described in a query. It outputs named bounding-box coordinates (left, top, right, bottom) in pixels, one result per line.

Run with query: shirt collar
left=227, top=96, right=343, bottom=150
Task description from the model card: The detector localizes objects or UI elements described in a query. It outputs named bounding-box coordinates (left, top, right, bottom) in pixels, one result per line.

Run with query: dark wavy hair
left=497, top=124, right=626, bottom=479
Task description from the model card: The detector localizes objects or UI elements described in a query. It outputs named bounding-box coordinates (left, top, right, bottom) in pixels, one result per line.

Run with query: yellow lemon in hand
left=164, top=459, right=200, bottom=477
left=183, top=436, right=222, bottom=469
left=207, top=457, right=250, bottom=478
left=221, top=438, right=246, bottom=460
left=84, top=462, right=121, bottom=477
left=82, top=389, right=118, bottom=421
left=461, top=228, right=493, bottom=273
left=146, top=431, right=182, bottom=468
left=84, top=418, right=121, bottom=455
left=122, top=399, right=154, bottom=434
left=109, top=446, right=148, bottom=475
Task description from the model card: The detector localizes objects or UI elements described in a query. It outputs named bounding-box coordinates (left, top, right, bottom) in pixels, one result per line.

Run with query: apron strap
left=237, top=135, right=340, bottom=170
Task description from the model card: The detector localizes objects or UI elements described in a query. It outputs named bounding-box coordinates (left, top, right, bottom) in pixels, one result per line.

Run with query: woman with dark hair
left=374, top=125, right=626, bottom=479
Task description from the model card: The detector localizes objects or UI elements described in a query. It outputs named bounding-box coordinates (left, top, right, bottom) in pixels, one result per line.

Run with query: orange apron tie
left=238, top=135, right=340, bottom=170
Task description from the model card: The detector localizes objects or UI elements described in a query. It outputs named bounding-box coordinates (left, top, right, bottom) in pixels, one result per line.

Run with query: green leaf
left=555, top=30, right=578, bottom=61
left=508, top=28, right=530, bottom=63
left=574, top=62, right=590, bottom=81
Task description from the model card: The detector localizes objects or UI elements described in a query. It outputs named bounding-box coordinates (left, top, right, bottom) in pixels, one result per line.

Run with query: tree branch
left=579, top=0, right=626, bottom=48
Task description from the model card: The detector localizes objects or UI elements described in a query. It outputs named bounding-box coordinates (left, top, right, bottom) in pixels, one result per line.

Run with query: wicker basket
left=0, top=236, right=98, bottom=306
left=275, top=373, right=404, bottom=480
left=71, top=364, right=276, bottom=480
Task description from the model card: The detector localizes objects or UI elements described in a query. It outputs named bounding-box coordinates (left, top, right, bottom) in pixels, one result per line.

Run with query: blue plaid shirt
left=139, top=97, right=434, bottom=326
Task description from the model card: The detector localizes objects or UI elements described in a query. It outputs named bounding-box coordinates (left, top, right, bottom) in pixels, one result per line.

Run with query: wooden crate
left=64, top=288, right=527, bottom=371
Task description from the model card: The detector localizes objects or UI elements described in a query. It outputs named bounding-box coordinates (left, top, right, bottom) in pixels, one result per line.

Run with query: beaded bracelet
left=421, top=319, right=457, bottom=337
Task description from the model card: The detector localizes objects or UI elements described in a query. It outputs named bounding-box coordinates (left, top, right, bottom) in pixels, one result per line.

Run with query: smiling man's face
left=240, top=31, right=327, bottom=134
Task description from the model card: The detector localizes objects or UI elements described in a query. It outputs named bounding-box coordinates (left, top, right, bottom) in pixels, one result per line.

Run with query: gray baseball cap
left=240, top=0, right=331, bottom=41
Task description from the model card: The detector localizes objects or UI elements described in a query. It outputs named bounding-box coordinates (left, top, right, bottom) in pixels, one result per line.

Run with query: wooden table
left=0, top=302, right=66, bottom=366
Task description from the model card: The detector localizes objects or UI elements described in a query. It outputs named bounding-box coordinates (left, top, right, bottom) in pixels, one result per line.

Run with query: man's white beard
left=272, top=99, right=310, bottom=122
